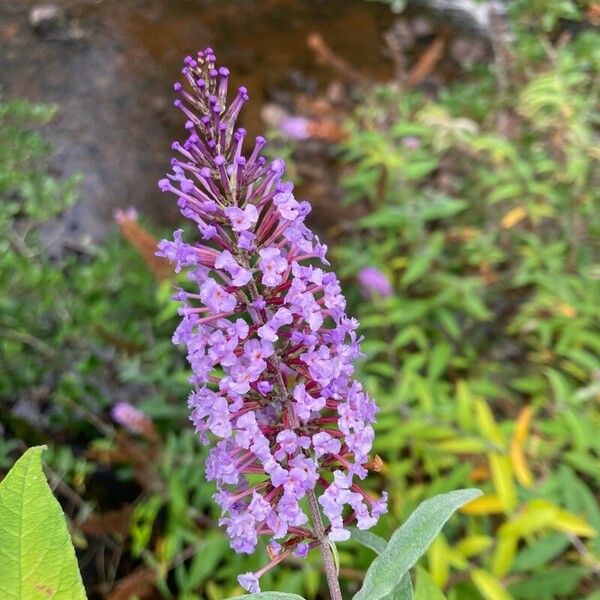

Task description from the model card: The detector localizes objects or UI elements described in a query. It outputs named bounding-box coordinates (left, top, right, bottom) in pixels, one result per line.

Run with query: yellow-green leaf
left=553, top=509, right=597, bottom=538
left=489, top=454, right=517, bottom=512
left=0, top=446, right=87, bottom=600
left=456, top=380, right=475, bottom=431
left=475, top=400, right=505, bottom=448
left=509, top=406, right=534, bottom=488
left=461, top=494, right=505, bottom=515
left=427, top=534, right=450, bottom=588
left=456, top=535, right=494, bottom=558
left=414, top=566, right=448, bottom=600
left=501, top=500, right=558, bottom=538
left=471, top=569, right=514, bottom=600
left=437, top=438, right=490, bottom=454
left=492, top=535, right=518, bottom=577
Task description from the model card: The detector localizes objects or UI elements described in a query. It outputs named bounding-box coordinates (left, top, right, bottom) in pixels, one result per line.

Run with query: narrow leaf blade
left=383, top=573, right=413, bottom=599
left=350, top=527, right=388, bottom=554
left=414, top=566, right=447, bottom=600
left=353, top=489, right=481, bottom=600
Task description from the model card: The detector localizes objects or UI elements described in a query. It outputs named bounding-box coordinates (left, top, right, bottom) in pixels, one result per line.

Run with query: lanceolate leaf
left=414, top=566, right=448, bottom=600
left=0, top=446, right=87, bottom=600
left=384, top=573, right=413, bottom=599
left=353, top=489, right=481, bottom=600
left=350, top=527, right=388, bottom=554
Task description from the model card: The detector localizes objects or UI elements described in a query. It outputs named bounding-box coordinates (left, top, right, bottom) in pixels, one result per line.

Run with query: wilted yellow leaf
left=427, top=534, right=450, bottom=588
left=553, top=509, right=597, bottom=538
left=492, top=535, right=517, bottom=577
left=391, top=256, right=409, bottom=269
left=471, top=569, right=514, bottom=600
left=470, top=465, right=491, bottom=482
left=456, top=535, right=494, bottom=557
left=456, top=380, right=475, bottom=431
left=500, top=499, right=597, bottom=540
left=501, top=206, right=527, bottom=229
left=513, top=406, right=533, bottom=444
left=448, top=548, right=469, bottom=570
left=461, top=494, right=505, bottom=515
left=438, top=438, right=489, bottom=454
left=510, top=406, right=534, bottom=488
left=501, top=499, right=558, bottom=537
left=556, top=303, right=577, bottom=317
left=490, top=453, right=517, bottom=512
left=448, top=226, right=480, bottom=241
left=475, top=400, right=505, bottom=448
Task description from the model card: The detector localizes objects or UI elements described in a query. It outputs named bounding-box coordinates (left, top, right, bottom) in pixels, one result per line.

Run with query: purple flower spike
left=358, top=266, right=393, bottom=298
left=158, top=49, right=387, bottom=589
left=111, top=402, right=153, bottom=436
left=280, top=115, right=311, bottom=140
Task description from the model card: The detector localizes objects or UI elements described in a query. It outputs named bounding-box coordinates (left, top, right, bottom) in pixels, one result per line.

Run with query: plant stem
left=307, top=488, right=343, bottom=600
left=268, top=323, right=342, bottom=599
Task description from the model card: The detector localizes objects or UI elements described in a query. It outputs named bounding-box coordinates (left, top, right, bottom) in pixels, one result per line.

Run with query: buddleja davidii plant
left=155, top=48, right=480, bottom=599
left=0, top=448, right=478, bottom=600
left=0, top=51, right=478, bottom=600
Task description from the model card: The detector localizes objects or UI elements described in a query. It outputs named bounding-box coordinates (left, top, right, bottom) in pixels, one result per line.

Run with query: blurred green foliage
left=0, top=99, right=187, bottom=429
left=0, top=97, right=322, bottom=599
left=333, top=2, right=600, bottom=599
left=0, top=1, right=599, bottom=598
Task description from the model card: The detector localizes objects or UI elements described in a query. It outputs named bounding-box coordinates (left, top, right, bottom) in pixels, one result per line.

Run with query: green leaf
left=228, top=594, right=305, bottom=600
left=403, top=158, right=439, bottom=180
left=512, top=533, right=569, bottom=573
left=0, top=446, right=87, bottom=600
left=186, top=535, right=229, bottom=589
left=352, top=489, right=481, bottom=600
left=471, top=569, right=512, bottom=600
left=350, top=527, right=388, bottom=554
left=383, top=573, right=413, bottom=599
left=414, top=566, right=448, bottom=600
left=507, top=567, right=587, bottom=599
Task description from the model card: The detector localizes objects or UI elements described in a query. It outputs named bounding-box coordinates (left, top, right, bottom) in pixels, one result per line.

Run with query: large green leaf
left=507, top=567, right=587, bottom=599
left=350, top=528, right=412, bottom=599
left=0, top=446, right=87, bottom=600
left=352, top=489, right=481, bottom=600
left=350, top=527, right=388, bottom=554
left=383, top=573, right=413, bottom=599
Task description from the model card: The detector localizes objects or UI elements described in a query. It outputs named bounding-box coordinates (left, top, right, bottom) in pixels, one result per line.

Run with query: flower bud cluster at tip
left=157, top=48, right=387, bottom=593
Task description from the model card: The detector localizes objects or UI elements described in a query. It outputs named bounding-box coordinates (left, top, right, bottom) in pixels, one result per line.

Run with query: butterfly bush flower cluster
left=157, top=48, right=387, bottom=593
left=111, top=402, right=151, bottom=435
left=358, top=266, right=393, bottom=298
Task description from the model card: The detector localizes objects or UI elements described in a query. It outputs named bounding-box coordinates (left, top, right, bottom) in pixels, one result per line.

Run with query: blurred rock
left=29, top=4, right=83, bottom=41
left=412, top=16, right=434, bottom=39
left=409, top=0, right=507, bottom=37
left=286, top=69, right=318, bottom=95
left=386, top=19, right=415, bottom=50
left=261, top=103, right=288, bottom=128
left=450, top=37, right=487, bottom=65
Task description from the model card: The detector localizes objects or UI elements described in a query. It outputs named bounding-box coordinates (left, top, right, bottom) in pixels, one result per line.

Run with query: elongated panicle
left=158, top=48, right=387, bottom=593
